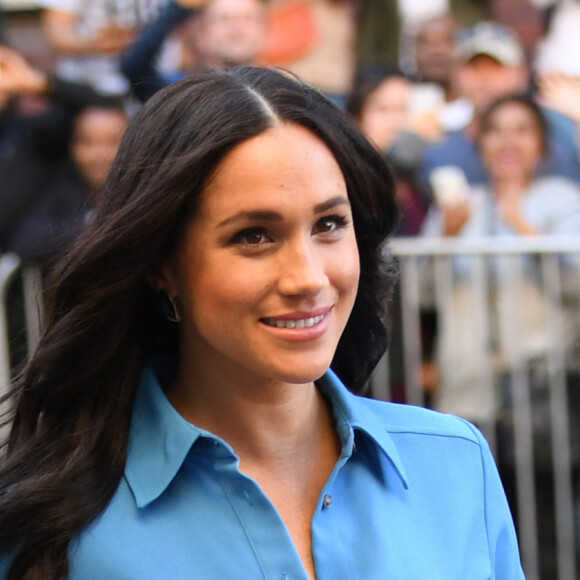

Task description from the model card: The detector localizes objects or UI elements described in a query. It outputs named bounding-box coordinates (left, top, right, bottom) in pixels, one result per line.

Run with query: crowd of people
left=0, top=36, right=525, bottom=580
left=0, top=1, right=579, bottom=267
left=0, top=0, right=579, bottom=578
left=2, top=2, right=580, bottom=415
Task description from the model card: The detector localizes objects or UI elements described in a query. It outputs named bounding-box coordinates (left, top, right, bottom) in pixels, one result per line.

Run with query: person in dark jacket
left=120, top=0, right=267, bottom=102
left=0, top=45, right=129, bottom=370
left=0, top=45, right=129, bottom=266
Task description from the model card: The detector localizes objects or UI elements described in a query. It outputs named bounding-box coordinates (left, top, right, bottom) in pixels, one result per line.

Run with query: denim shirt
left=1, top=366, right=524, bottom=579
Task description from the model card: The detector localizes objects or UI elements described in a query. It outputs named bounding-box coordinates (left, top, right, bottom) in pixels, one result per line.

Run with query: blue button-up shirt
left=1, top=365, right=524, bottom=579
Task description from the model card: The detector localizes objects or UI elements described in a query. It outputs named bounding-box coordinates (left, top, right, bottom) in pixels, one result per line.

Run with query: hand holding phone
left=429, top=165, right=470, bottom=208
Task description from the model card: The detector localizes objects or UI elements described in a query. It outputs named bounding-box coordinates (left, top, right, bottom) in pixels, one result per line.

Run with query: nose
left=277, top=236, right=327, bottom=297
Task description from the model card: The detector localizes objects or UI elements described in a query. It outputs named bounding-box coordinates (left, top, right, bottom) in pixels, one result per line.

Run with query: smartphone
left=429, top=165, right=470, bottom=208
left=407, top=83, right=445, bottom=115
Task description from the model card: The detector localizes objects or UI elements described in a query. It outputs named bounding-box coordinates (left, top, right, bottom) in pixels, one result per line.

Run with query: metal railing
left=0, top=254, right=43, bottom=400
left=0, top=253, right=20, bottom=396
left=371, top=236, right=580, bottom=580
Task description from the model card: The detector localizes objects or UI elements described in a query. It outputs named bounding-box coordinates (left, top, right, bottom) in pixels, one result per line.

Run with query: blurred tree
left=356, top=0, right=400, bottom=69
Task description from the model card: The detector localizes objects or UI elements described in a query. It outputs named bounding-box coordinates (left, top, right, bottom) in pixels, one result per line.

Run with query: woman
left=422, top=94, right=580, bottom=419
left=0, top=45, right=129, bottom=369
left=347, top=68, right=411, bottom=155
left=426, top=94, right=580, bottom=239
left=0, top=68, right=523, bottom=579
left=348, top=70, right=439, bottom=403
left=347, top=69, right=444, bottom=237
left=347, top=69, right=421, bottom=236
left=0, top=45, right=129, bottom=263
left=425, top=94, right=580, bottom=580
left=1, top=101, right=129, bottom=266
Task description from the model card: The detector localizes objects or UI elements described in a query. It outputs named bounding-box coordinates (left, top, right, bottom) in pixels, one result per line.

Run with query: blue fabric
left=542, top=107, right=579, bottom=158
left=0, top=365, right=524, bottom=579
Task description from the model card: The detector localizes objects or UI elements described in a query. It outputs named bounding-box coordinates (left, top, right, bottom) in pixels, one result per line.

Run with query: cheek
left=359, top=110, right=379, bottom=136
left=480, top=134, right=499, bottom=157
left=183, top=256, right=266, bottom=323
left=332, top=238, right=360, bottom=298
left=454, top=69, right=472, bottom=93
left=360, top=111, right=395, bottom=150
left=335, top=257, right=360, bottom=335
left=71, top=144, right=89, bottom=164
left=521, top=137, right=543, bottom=161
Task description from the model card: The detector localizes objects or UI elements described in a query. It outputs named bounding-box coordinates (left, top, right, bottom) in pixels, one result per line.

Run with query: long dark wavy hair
left=0, top=66, right=398, bottom=579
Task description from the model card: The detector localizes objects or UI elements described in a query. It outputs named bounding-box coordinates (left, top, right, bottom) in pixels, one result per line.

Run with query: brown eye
left=230, top=228, right=271, bottom=245
left=313, top=215, right=348, bottom=235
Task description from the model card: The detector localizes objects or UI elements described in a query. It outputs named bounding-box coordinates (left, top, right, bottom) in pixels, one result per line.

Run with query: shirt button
left=322, top=494, right=332, bottom=509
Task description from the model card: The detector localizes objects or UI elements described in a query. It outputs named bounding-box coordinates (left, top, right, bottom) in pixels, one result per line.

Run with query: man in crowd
left=121, top=0, right=267, bottom=102
left=414, top=13, right=459, bottom=103
left=418, top=21, right=580, bottom=193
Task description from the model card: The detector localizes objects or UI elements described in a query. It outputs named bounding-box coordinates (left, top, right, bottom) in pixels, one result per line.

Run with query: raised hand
left=495, top=184, right=537, bottom=235
left=0, top=45, right=48, bottom=95
left=442, top=199, right=471, bottom=236
left=537, top=71, right=580, bottom=123
left=90, top=23, right=135, bottom=55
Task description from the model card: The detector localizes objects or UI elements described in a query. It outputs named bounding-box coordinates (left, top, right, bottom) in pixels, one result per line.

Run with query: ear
left=146, top=257, right=179, bottom=296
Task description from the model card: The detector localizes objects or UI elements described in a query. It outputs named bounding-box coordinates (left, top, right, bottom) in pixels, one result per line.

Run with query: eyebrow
left=217, top=196, right=351, bottom=228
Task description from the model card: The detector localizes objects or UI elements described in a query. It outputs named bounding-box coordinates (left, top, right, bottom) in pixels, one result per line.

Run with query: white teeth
left=265, top=314, right=324, bottom=329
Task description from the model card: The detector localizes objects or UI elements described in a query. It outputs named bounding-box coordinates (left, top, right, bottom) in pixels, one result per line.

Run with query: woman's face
left=357, top=77, right=409, bottom=152
left=157, top=123, right=360, bottom=387
left=70, top=107, right=129, bottom=193
left=479, top=101, right=543, bottom=182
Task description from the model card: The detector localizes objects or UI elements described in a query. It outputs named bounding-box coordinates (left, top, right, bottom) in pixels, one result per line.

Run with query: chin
left=272, top=361, right=332, bottom=386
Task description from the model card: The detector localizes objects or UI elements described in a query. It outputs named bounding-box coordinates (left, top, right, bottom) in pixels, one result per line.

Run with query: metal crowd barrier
left=0, top=253, right=21, bottom=444
left=1, top=238, right=580, bottom=579
left=371, top=236, right=580, bottom=580
left=0, top=254, right=44, bottom=404
left=0, top=253, right=20, bottom=399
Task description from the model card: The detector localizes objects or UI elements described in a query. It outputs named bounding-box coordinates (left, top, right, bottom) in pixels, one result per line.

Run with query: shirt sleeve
left=524, top=177, right=580, bottom=235
left=475, top=427, right=526, bottom=579
left=547, top=183, right=580, bottom=235
left=120, top=0, right=194, bottom=102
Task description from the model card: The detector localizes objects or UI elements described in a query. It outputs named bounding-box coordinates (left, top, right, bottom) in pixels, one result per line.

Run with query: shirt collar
left=125, top=364, right=409, bottom=509
left=317, top=370, right=409, bottom=490
left=125, top=365, right=203, bottom=508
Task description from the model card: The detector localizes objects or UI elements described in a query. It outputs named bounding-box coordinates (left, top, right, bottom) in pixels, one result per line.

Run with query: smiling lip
left=260, top=307, right=333, bottom=339
left=495, top=150, right=520, bottom=164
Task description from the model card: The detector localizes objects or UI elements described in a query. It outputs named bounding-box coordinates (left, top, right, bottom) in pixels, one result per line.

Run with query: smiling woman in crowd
left=425, top=94, right=580, bottom=239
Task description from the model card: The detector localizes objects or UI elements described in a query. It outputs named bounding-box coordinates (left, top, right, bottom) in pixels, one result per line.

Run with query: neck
left=492, top=173, right=532, bottom=194
left=166, top=360, right=336, bottom=467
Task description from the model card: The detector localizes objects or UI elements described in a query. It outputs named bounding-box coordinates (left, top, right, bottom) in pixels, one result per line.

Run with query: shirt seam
left=214, top=476, right=270, bottom=580
left=382, top=429, right=482, bottom=447
left=480, top=443, right=493, bottom=565
left=451, top=418, right=494, bottom=564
